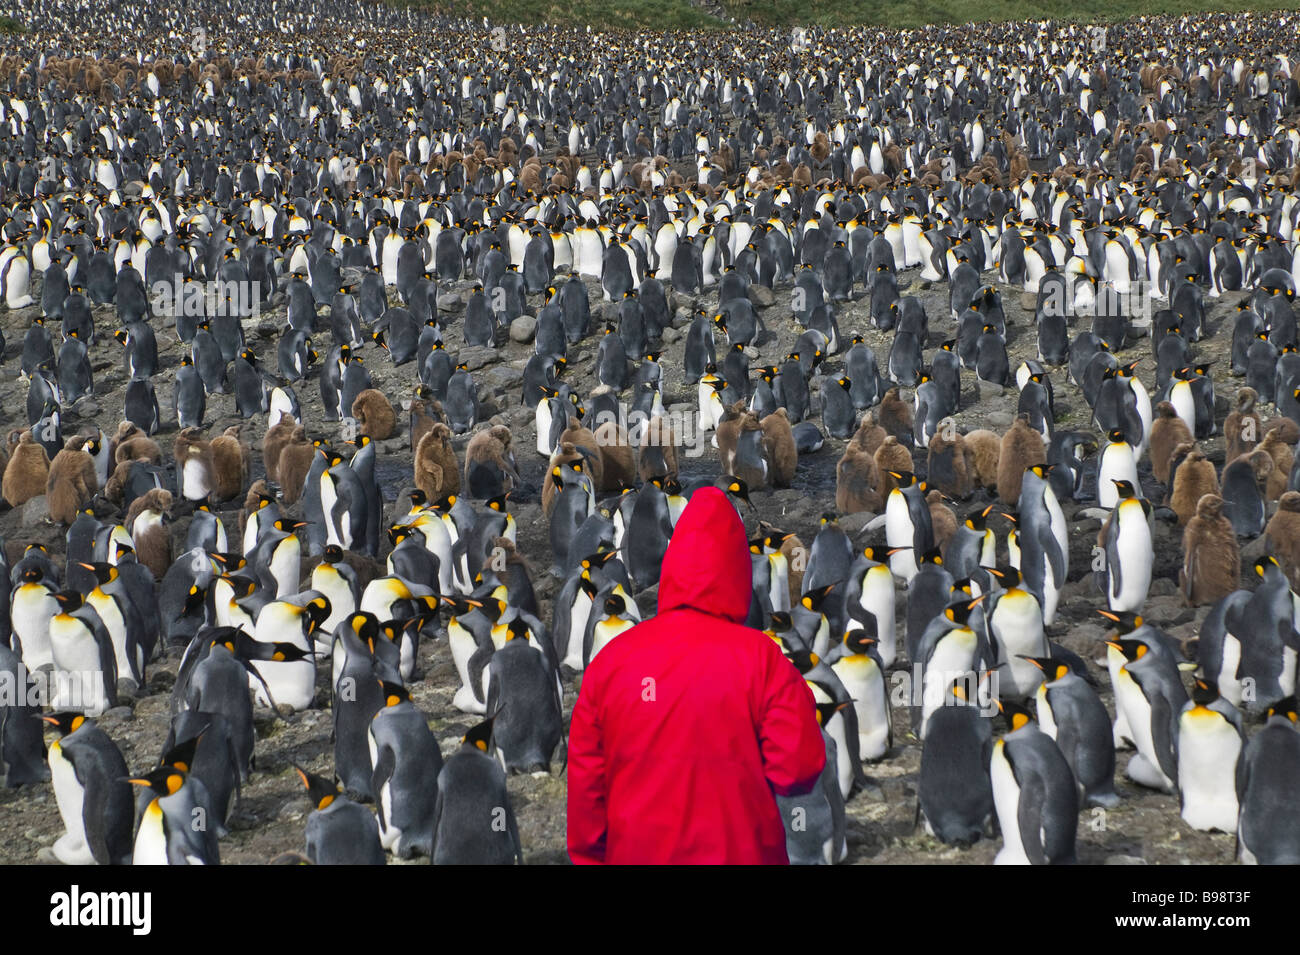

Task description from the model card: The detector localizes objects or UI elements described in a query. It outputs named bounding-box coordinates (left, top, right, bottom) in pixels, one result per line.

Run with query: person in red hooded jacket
left=566, top=485, right=826, bottom=864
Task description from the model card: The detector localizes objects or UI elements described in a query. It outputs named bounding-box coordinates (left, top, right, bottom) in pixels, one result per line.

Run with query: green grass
left=397, top=0, right=1298, bottom=29
left=0, top=16, right=26, bottom=33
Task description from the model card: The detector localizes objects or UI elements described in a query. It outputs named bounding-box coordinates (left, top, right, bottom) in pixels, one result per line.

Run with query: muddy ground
left=0, top=256, right=1272, bottom=864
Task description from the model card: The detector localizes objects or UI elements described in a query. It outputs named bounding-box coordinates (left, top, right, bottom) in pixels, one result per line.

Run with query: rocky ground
left=0, top=257, right=1267, bottom=864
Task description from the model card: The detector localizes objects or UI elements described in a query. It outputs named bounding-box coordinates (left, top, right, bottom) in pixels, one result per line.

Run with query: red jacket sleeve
left=756, top=643, right=827, bottom=797
left=566, top=676, right=609, bottom=864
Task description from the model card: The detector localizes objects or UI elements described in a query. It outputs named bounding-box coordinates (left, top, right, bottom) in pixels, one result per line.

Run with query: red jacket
left=567, top=486, right=826, bottom=864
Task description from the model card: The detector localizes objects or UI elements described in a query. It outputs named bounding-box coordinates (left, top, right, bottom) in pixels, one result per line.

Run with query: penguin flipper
left=371, top=745, right=396, bottom=830
left=1147, top=687, right=1179, bottom=785
left=467, top=645, right=494, bottom=705
left=1103, top=523, right=1124, bottom=602
left=1009, top=754, right=1050, bottom=865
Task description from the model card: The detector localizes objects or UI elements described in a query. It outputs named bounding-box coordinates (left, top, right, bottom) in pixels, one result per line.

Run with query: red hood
left=656, top=486, right=751, bottom=623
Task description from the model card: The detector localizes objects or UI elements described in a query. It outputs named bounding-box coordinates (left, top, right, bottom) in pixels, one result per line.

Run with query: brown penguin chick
left=463, top=425, right=518, bottom=501
left=209, top=426, right=249, bottom=503
left=1266, top=492, right=1300, bottom=589
left=1257, top=429, right=1294, bottom=501
left=637, top=414, right=679, bottom=483
left=593, top=420, right=636, bottom=492
left=836, top=444, right=881, bottom=515
left=877, top=387, right=914, bottom=443
left=556, top=417, right=604, bottom=490
left=275, top=426, right=316, bottom=506
left=760, top=408, right=797, bottom=488
left=111, top=421, right=163, bottom=466
left=261, top=414, right=298, bottom=484
left=46, top=436, right=99, bottom=525
left=963, top=429, right=1002, bottom=491
left=1223, top=387, right=1261, bottom=462
left=542, top=444, right=589, bottom=517
left=1180, top=494, right=1241, bottom=606
left=2, top=430, right=51, bottom=507
left=997, top=415, right=1047, bottom=504
left=1169, top=445, right=1220, bottom=525
left=846, top=412, right=886, bottom=459
left=927, top=490, right=958, bottom=552
left=407, top=389, right=444, bottom=452
left=873, top=435, right=913, bottom=500
left=352, top=388, right=397, bottom=441
left=414, top=422, right=460, bottom=504
left=124, top=487, right=173, bottom=579
left=1148, top=401, right=1194, bottom=486
left=713, top=402, right=751, bottom=477
left=1264, top=417, right=1300, bottom=447
left=926, top=420, right=973, bottom=499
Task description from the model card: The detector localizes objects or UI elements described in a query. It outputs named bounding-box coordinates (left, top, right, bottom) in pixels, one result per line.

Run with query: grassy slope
left=398, top=0, right=1298, bottom=29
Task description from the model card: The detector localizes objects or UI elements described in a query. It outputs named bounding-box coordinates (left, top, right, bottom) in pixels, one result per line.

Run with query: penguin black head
left=440, top=596, right=482, bottom=618
left=1105, top=639, right=1149, bottom=664
left=380, top=681, right=410, bottom=707
left=814, top=700, right=850, bottom=726
left=1106, top=429, right=1126, bottom=444
left=78, top=561, right=119, bottom=585
left=996, top=698, right=1035, bottom=731
left=40, top=712, right=88, bottom=736
left=1255, top=556, right=1280, bottom=577
left=844, top=624, right=878, bottom=654
left=944, top=593, right=985, bottom=625
left=919, top=548, right=943, bottom=567
left=1266, top=697, right=1300, bottom=724
left=347, top=612, right=378, bottom=643
left=293, top=764, right=341, bottom=811
left=20, top=567, right=44, bottom=584
left=463, top=712, right=499, bottom=752
left=786, top=647, right=820, bottom=673
left=1020, top=654, right=1071, bottom=683
left=721, top=476, right=753, bottom=509
left=323, top=544, right=345, bottom=563
left=1111, top=479, right=1139, bottom=499
left=160, top=735, right=202, bottom=773
left=126, top=766, right=186, bottom=797
left=1190, top=677, right=1221, bottom=707
left=51, top=590, right=85, bottom=612
left=987, top=565, right=1022, bottom=588
left=1097, top=609, right=1144, bottom=634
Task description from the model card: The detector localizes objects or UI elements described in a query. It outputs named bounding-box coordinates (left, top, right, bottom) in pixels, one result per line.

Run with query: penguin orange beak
left=1097, top=609, right=1120, bottom=622
left=78, top=562, right=95, bottom=570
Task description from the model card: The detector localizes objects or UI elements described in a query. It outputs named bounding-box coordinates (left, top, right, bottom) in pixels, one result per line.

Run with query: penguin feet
left=52, top=833, right=96, bottom=866
left=1124, top=752, right=1176, bottom=792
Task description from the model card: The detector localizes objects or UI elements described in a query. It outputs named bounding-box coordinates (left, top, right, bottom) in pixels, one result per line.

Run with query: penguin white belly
left=1177, top=714, right=1241, bottom=832
left=810, top=682, right=854, bottom=800
left=49, top=619, right=110, bottom=716
left=249, top=657, right=315, bottom=711
left=562, top=593, right=593, bottom=671
left=1114, top=669, right=1173, bottom=790
left=535, top=401, right=554, bottom=455
left=181, top=460, right=210, bottom=500
left=589, top=618, right=633, bottom=664
left=991, top=598, right=1047, bottom=698
left=132, top=802, right=171, bottom=865
left=1039, top=553, right=1060, bottom=625
left=835, top=657, right=890, bottom=760
left=1110, top=513, right=1152, bottom=613
left=93, top=597, right=138, bottom=685
left=314, top=576, right=355, bottom=636
left=1170, top=383, right=1196, bottom=436
left=1035, top=686, right=1059, bottom=739
left=767, top=554, right=790, bottom=614
left=921, top=629, right=977, bottom=737
left=991, top=741, right=1031, bottom=865
left=270, top=541, right=301, bottom=597
left=860, top=569, right=896, bottom=668
left=50, top=745, right=95, bottom=865
left=448, top=624, right=486, bottom=714
left=884, top=496, right=920, bottom=581
left=321, top=478, right=343, bottom=548
left=1215, top=632, right=1243, bottom=707
left=12, top=594, right=56, bottom=671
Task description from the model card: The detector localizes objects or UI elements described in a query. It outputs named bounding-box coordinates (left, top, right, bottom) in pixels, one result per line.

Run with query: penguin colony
left=0, top=0, right=1299, bottom=865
